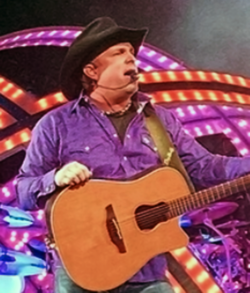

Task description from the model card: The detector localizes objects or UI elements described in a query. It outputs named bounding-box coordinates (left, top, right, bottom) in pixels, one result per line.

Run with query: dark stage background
left=1, top=0, right=250, bottom=78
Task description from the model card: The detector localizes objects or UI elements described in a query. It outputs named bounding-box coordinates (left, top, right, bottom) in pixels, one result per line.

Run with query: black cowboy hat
left=60, top=17, right=148, bottom=100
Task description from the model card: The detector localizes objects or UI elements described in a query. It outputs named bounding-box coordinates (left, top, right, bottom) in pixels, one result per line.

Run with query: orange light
left=54, top=92, right=67, bottom=102
left=210, top=72, right=221, bottom=82
left=194, top=91, right=203, bottom=100
left=183, top=71, right=193, bottom=80
left=141, top=70, right=250, bottom=90
left=172, top=247, right=186, bottom=257
left=197, top=71, right=207, bottom=81
left=138, top=73, right=145, bottom=83
left=171, top=247, right=223, bottom=293
left=38, top=98, right=49, bottom=110
left=224, top=74, right=234, bottom=84
left=235, top=94, right=246, bottom=104
left=207, top=284, right=222, bottom=293
left=185, top=257, right=198, bottom=270
left=178, top=92, right=187, bottom=101
left=167, top=72, right=177, bottom=81
left=4, top=139, right=14, bottom=150
left=196, top=270, right=210, bottom=283
left=20, top=131, right=30, bottom=143
left=2, top=83, right=13, bottom=93
left=12, top=89, right=23, bottom=99
left=162, top=92, right=172, bottom=102
left=208, top=92, right=218, bottom=101
left=223, top=93, right=232, bottom=102
left=151, top=72, right=162, bottom=82
left=237, top=76, right=247, bottom=87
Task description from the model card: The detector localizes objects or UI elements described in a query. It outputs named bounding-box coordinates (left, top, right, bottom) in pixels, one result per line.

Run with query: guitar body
left=48, top=167, right=190, bottom=291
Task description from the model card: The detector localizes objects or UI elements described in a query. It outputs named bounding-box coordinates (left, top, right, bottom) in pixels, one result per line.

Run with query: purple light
left=59, top=41, right=69, bottom=47
left=48, top=30, right=57, bottom=36
left=240, top=148, right=248, bottom=155
left=0, top=27, right=186, bottom=71
left=232, top=138, right=241, bottom=144
left=147, top=50, right=156, bottom=57
left=37, top=32, right=45, bottom=37
left=238, top=120, right=247, bottom=127
left=169, top=62, right=179, bottom=70
left=223, top=128, right=232, bottom=134
left=24, top=33, right=32, bottom=39
left=158, top=56, right=168, bottom=63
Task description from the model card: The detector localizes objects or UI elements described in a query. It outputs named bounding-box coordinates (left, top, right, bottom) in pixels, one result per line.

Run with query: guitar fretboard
left=169, top=173, right=250, bottom=218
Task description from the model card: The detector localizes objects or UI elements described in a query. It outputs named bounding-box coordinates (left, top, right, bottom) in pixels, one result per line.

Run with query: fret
left=175, top=197, right=182, bottom=216
left=170, top=173, right=250, bottom=218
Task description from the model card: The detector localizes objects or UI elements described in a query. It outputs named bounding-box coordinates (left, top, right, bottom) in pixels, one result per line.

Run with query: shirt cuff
left=38, top=168, right=58, bottom=198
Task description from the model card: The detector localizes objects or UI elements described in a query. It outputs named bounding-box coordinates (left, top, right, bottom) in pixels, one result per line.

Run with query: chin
left=125, top=83, right=138, bottom=95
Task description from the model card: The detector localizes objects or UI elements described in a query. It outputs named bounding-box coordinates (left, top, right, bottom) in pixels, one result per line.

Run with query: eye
left=113, top=48, right=126, bottom=56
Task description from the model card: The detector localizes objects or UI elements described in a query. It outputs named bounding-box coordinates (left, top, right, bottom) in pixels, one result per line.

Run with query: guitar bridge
left=106, top=205, right=126, bottom=253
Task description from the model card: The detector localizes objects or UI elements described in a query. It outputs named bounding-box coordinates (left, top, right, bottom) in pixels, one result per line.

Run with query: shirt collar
left=70, top=91, right=87, bottom=113
left=70, top=91, right=152, bottom=114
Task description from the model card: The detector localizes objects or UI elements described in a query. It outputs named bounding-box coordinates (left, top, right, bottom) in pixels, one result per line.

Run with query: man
left=16, top=17, right=250, bottom=293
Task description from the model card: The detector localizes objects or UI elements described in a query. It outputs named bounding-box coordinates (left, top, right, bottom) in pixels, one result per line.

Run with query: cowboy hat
left=60, top=17, right=148, bottom=100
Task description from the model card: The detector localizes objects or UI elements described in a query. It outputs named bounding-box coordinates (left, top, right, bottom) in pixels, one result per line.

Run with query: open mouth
left=124, top=69, right=137, bottom=76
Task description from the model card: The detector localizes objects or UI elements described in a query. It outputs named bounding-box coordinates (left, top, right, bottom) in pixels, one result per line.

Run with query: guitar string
left=111, top=179, right=246, bottom=228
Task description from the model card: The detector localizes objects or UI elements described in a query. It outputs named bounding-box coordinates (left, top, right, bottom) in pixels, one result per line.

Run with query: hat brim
left=60, top=27, right=147, bottom=100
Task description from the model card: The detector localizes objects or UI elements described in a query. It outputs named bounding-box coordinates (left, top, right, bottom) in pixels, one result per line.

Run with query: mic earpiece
left=130, top=72, right=139, bottom=81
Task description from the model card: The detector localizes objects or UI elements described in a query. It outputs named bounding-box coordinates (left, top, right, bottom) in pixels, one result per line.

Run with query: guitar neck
left=170, top=173, right=250, bottom=217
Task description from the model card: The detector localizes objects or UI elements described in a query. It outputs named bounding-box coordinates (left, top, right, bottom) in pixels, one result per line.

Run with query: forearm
left=187, top=153, right=250, bottom=188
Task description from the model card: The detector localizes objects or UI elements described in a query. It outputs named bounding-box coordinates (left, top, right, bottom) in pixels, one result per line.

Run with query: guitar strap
left=143, top=105, right=195, bottom=193
left=144, top=105, right=203, bottom=293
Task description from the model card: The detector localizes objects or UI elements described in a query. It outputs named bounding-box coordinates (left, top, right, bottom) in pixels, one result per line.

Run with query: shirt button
left=127, top=134, right=131, bottom=138
left=153, top=147, right=158, bottom=152
left=46, top=185, right=53, bottom=192
left=123, top=156, right=127, bottom=161
left=113, top=134, right=118, bottom=138
left=85, top=146, right=90, bottom=151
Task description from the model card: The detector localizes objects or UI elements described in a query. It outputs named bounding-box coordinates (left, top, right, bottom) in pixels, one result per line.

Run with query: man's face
left=90, top=42, right=139, bottom=94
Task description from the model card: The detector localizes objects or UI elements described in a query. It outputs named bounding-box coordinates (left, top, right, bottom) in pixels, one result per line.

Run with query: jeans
left=54, top=265, right=175, bottom=293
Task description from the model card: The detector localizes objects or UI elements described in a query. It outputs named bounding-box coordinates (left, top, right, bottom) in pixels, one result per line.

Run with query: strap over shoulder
left=143, top=104, right=195, bottom=193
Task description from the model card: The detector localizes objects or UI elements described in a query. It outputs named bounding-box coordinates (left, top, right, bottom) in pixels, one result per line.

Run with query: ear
left=83, top=63, right=97, bottom=80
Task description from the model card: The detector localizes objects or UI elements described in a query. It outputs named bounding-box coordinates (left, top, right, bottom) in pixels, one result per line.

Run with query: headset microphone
left=92, top=72, right=140, bottom=90
left=130, top=72, right=139, bottom=81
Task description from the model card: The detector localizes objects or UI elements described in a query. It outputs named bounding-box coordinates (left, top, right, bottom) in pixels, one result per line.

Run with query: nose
left=125, top=50, right=136, bottom=64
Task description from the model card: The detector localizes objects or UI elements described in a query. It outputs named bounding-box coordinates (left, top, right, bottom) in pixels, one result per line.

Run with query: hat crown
left=76, top=17, right=118, bottom=42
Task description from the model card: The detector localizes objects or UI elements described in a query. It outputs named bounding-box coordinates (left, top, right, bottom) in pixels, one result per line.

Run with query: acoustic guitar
left=45, top=167, right=249, bottom=291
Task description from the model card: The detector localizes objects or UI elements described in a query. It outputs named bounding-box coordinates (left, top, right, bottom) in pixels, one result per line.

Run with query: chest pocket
left=63, top=139, right=112, bottom=166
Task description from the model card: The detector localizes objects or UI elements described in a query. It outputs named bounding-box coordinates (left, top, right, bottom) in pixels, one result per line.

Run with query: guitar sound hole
left=135, top=202, right=169, bottom=230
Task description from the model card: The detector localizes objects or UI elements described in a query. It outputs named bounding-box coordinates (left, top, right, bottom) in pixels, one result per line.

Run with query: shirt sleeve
left=16, top=113, right=60, bottom=211
left=163, top=110, right=250, bottom=188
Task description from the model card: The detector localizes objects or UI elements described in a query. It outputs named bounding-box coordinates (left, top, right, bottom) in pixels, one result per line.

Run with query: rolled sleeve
left=163, top=110, right=250, bottom=187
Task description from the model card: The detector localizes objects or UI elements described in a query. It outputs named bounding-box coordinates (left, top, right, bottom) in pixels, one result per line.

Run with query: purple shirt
left=16, top=92, right=250, bottom=283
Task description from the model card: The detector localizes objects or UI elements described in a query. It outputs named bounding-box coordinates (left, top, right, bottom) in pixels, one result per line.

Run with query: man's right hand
left=54, top=161, right=92, bottom=187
